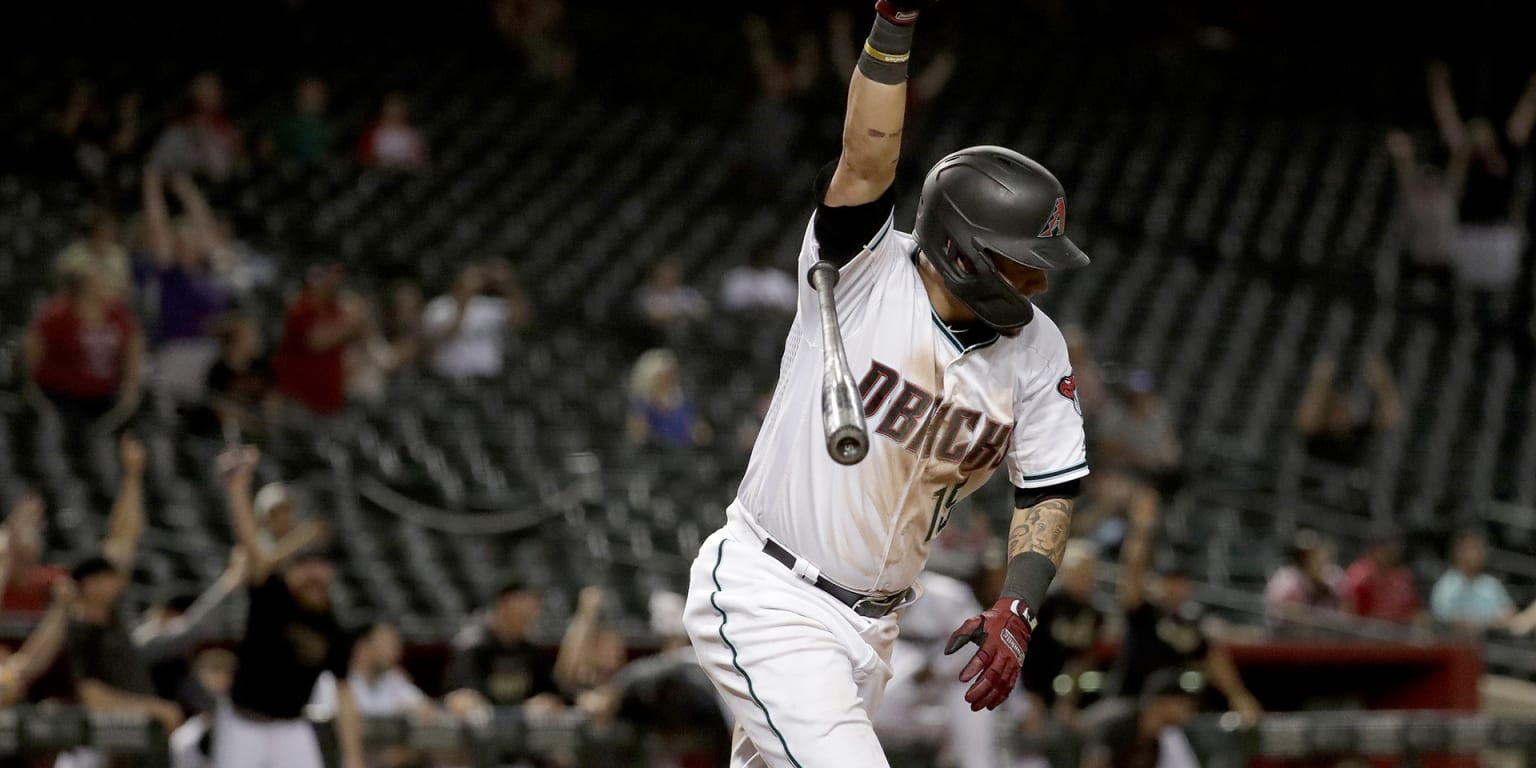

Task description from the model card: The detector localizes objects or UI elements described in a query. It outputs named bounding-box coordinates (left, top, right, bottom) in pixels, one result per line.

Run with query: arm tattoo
left=1008, top=498, right=1073, bottom=566
left=866, top=127, right=902, bottom=139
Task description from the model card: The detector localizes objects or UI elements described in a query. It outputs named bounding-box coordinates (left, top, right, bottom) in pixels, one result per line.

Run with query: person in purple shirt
left=139, top=167, right=229, bottom=399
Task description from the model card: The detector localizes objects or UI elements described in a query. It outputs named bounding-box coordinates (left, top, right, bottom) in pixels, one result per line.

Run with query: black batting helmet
left=913, top=146, right=1089, bottom=330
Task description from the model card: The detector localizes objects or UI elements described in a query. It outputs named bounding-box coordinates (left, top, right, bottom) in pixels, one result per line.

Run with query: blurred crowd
left=5, top=2, right=1536, bottom=768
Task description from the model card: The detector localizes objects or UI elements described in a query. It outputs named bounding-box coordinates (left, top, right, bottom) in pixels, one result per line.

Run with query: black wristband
left=1000, top=551, right=1057, bottom=613
left=857, top=15, right=913, bottom=85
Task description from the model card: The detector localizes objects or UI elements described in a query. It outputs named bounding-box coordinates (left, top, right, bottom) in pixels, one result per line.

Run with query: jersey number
left=926, top=480, right=965, bottom=542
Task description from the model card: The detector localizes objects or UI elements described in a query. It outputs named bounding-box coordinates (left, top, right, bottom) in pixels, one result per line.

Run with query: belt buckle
left=851, top=590, right=905, bottom=618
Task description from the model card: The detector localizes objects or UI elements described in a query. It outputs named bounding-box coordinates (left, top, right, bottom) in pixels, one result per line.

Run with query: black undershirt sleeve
left=812, top=161, right=897, bottom=267
left=1014, top=479, right=1083, bottom=509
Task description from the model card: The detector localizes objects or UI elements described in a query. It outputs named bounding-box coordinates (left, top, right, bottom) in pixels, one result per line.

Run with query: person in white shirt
left=720, top=250, right=799, bottom=313
left=421, top=265, right=510, bottom=379
left=309, top=621, right=431, bottom=768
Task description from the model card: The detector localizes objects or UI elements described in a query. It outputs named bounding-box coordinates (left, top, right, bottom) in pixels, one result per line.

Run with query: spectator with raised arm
left=421, top=264, right=511, bottom=380
left=64, top=435, right=187, bottom=763
left=140, top=167, right=230, bottom=399
left=133, top=549, right=247, bottom=717
left=1385, top=130, right=1460, bottom=297
left=1108, top=501, right=1260, bottom=722
left=217, top=446, right=363, bottom=768
left=0, top=577, right=78, bottom=707
left=1295, top=354, right=1402, bottom=468
left=1, top=491, right=69, bottom=614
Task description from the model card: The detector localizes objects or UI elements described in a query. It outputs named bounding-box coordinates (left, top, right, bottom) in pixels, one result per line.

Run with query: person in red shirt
left=274, top=264, right=362, bottom=417
left=24, top=268, right=144, bottom=431
left=1, top=491, right=69, bottom=614
left=1340, top=528, right=1422, bottom=624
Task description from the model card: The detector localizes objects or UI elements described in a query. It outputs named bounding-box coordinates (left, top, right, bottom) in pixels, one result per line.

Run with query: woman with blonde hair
left=626, top=349, right=711, bottom=448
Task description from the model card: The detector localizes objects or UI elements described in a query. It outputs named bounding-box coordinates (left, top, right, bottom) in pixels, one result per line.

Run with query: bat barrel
left=808, top=260, right=869, bottom=466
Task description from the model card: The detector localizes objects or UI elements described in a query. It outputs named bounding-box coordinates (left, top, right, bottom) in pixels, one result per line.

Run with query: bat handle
left=808, top=261, right=869, bottom=466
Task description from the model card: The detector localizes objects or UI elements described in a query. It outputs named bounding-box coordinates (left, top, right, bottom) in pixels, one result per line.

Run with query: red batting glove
left=875, top=0, right=937, bottom=25
left=943, top=598, right=1034, bottom=711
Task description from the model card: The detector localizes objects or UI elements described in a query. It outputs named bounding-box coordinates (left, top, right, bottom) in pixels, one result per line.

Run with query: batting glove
left=944, top=598, right=1034, bottom=711
left=875, top=0, right=938, bottom=25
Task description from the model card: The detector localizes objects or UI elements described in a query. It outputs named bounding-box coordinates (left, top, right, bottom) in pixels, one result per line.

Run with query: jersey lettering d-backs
left=730, top=207, right=1089, bottom=595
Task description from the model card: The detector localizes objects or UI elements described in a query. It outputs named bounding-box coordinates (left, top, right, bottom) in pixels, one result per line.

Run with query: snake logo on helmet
left=913, top=146, right=1090, bottom=330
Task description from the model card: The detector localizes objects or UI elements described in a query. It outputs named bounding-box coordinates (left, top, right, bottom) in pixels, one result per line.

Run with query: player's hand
left=876, top=0, right=939, bottom=25
left=944, top=598, right=1033, bottom=711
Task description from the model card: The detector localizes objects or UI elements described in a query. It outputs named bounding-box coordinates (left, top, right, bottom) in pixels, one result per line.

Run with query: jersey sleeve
left=796, top=206, right=905, bottom=331
left=1007, top=326, right=1090, bottom=489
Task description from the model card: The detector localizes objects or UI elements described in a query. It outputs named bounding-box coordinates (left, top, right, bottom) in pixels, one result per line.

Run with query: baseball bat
left=807, top=260, right=869, bottom=466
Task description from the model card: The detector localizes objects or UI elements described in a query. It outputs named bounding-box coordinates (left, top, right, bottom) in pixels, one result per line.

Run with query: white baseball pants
left=211, top=700, right=325, bottom=768
left=685, top=521, right=901, bottom=768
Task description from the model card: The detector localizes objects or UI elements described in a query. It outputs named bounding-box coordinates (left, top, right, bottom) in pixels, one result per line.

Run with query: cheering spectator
left=274, top=264, right=362, bottom=417
left=140, top=168, right=230, bottom=399
left=1094, top=370, right=1181, bottom=488
left=133, top=549, right=247, bottom=717
left=1021, top=540, right=1106, bottom=725
left=1340, top=527, right=1420, bottom=625
left=0, top=578, right=77, bottom=706
left=65, top=436, right=187, bottom=754
left=147, top=72, right=241, bottom=183
left=24, top=267, right=144, bottom=433
left=1, top=491, right=69, bottom=613
left=422, top=264, right=511, bottom=379
left=1386, top=131, right=1460, bottom=293
left=359, top=92, right=427, bottom=171
left=626, top=349, right=711, bottom=448
left=56, top=209, right=132, bottom=299
left=1428, top=529, right=1536, bottom=635
left=635, top=258, right=708, bottom=336
left=1427, top=63, right=1535, bottom=298
left=444, top=578, right=562, bottom=718
left=219, top=446, right=364, bottom=768
left=1263, top=529, right=1343, bottom=631
left=1080, top=669, right=1202, bottom=768
left=266, top=77, right=331, bottom=164
left=193, top=313, right=276, bottom=439
left=1108, top=501, right=1260, bottom=723
left=553, top=587, right=626, bottom=699
left=719, top=250, right=798, bottom=313
left=1295, top=355, right=1403, bottom=468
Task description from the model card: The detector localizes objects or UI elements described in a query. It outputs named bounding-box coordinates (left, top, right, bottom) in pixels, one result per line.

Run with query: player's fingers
left=965, top=677, right=994, bottom=710
left=957, top=648, right=988, bottom=683
left=944, top=617, right=984, bottom=655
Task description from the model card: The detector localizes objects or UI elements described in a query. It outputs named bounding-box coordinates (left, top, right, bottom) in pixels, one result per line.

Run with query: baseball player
left=682, top=2, right=1091, bottom=766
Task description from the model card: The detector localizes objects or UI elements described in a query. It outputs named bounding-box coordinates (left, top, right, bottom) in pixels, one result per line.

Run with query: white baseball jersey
left=731, top=210, right=1089, bottom=595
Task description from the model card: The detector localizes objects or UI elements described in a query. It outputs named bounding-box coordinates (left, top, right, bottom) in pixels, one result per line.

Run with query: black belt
left=762, top=539, right=913, bottom=618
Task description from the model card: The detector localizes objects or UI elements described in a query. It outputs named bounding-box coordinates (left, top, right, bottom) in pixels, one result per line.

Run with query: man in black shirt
left=444, top=578, right=563, bottom=718
left=215, top=447, right=363, bottom=768
left=1106, top=502, right=1259, bottom=725
left=1080, top=668, right=1200, bottom=768
left=1020, top=540, right=1104, bottom=721
left=65, top=435, right=187, bottom=766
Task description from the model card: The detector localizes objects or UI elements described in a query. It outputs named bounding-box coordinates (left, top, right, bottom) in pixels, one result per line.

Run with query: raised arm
left=102, top=434, right=147, bottom=572
left=1294, top=356, right=1335, bottom=436
left=0, top=580, right=76, bottom=706
left=1506, top=73, right=1536, bottom=147
left=1427, top=61, right=1467, bottom=150
left=221, top=446, right=275, bottom=584
left=141, top=167, right=175, bottom=268
left=823, top=1, right=931, bottom=208
left=1118, top=492, right=1160, bottom=610
left=1364, top=356, right=1402, bottom=432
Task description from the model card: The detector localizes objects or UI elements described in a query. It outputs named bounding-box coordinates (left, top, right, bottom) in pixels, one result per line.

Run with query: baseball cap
left=71, top=555, right=119, bottom=582
left=253, top=483, right=291, bottom=522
